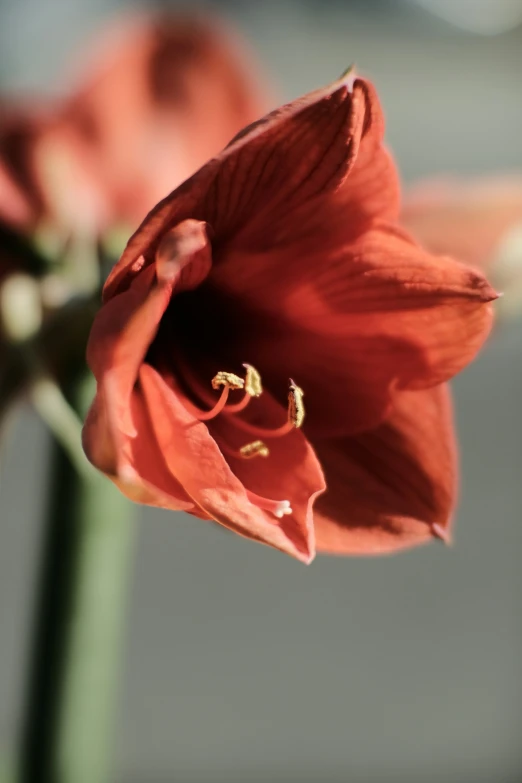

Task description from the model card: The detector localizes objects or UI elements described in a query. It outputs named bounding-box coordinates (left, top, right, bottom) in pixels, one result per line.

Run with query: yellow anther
left=243, top=364, right=263, bottom=397
left=239, top=440, right=270, bottom=459
left=288, top=380, right=305, bottom=428
left=211, top=371, right=244, bottom=391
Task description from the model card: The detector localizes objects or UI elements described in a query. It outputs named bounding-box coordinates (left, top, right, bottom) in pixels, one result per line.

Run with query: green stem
left=19, top=372, right=136, bottom=783
left=28, top=376, right=92, bottom=479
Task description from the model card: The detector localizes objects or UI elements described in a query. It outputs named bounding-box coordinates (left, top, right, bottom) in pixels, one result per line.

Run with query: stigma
left=246, top=492, right=293, bottom=519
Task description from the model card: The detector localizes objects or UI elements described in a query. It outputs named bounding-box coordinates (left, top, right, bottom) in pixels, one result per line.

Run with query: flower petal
left=82, top=219, right=215, bottom=513
left=87, top=263, right=170, bottom=439
left=86, top=219, right=211, bottom=438
left=206, top=223, right=496, bottom=436
left=83, top=386, right=195, bottom=512
left=104, top=74, right=398, bottom=299
left=139, top=364, right=321, bottom=562
left=312, top=384, right=456, bottom=554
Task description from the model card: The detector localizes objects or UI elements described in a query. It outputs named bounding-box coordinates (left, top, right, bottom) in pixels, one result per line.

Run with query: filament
left=196, top=385, right=232, bottom=421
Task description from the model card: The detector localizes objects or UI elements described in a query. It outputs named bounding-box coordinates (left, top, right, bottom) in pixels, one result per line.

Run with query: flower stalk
left=19, top=371, right=135, bottom=783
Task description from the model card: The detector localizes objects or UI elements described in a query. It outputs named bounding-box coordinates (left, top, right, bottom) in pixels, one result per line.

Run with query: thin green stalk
left=19, top=371, right=136, bottom=783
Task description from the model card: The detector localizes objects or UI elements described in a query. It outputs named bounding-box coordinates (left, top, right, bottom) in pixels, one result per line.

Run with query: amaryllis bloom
left=83, top=72, right=496, bottom=562
left=36, top=12, right=271, bottom=230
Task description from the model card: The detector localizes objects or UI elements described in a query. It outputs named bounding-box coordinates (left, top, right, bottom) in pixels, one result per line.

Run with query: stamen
left=225, top=393, right=252, bottom=414
left=194, top=370, right=245, bottom=421
left=212, top=371, right=244, bottom=391
left=196, top=385, right=232, bottom=421
left=226, top=379, right=306, bottom=438
left=243, top=364, right=263, bottom=397
left=239, top=440, right=270, bottom=459
left=246, top=490, right=293, bottom=519
left=225, top=364, right=263, bottom=414
left=218, top=439, right=270, bottom=460
left=288, top=380, right=305, bottom=428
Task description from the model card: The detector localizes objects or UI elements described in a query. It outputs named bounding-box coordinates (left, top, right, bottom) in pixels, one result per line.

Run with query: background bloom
left=0, top=104, right=48, bottom=229
left=402, top=176, right=522, bottom=321
left=0, top=13, right=271, bottom=238
left=402, top=175, right=522, bottom=270
left=36, top=12, right=272, bottom=230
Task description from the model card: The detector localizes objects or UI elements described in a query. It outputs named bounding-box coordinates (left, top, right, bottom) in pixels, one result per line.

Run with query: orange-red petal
left=312, top=384, right=456, bottom=554
left=83, top=218, right=211, bottom=497
left=87, top=219, right=211, bottom=435
left=82, top=386, right=195, bottom=512
left=104, top=73, right=398, bottom=299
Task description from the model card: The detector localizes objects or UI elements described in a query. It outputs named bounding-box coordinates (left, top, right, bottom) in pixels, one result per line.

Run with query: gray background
left=1, top=1, right=522, bottom=781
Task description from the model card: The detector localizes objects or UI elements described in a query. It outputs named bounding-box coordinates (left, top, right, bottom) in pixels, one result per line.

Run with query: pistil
left=246, top=490, right=293, bottom=519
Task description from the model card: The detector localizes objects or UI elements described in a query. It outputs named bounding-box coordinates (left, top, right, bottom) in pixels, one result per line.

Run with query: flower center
left=188, top=363, right=305, bottom=521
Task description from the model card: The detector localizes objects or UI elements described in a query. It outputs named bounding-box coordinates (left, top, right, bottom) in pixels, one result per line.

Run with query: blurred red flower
left=34, top=13, right=272, bottom=231
left=83, top=73, right=496, bottom=562
left=402, top=175, right=522, bottom=270
left=0, top=158, right=33, bottom=229
left=0, top=13, right=270, bottom=238
left=0, top=105, right=45, bottom=229
left=0, top=100, right=105, bottom=238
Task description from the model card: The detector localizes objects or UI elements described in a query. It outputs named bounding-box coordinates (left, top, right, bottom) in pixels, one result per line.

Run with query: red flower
left=0, top=104, right=46, bottom=229
left=83, top=72, right=496, bottom=562
left=0, top=100, right=104, bottom=237
left=0, top=158, right=33, bottom=229
left=36, top=13, right=271, bottom=229
left=402, top=175, right=522, bottom=271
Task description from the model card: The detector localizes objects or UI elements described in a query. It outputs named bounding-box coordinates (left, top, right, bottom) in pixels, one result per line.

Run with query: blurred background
left=1, top=1, right=521, bottom=782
